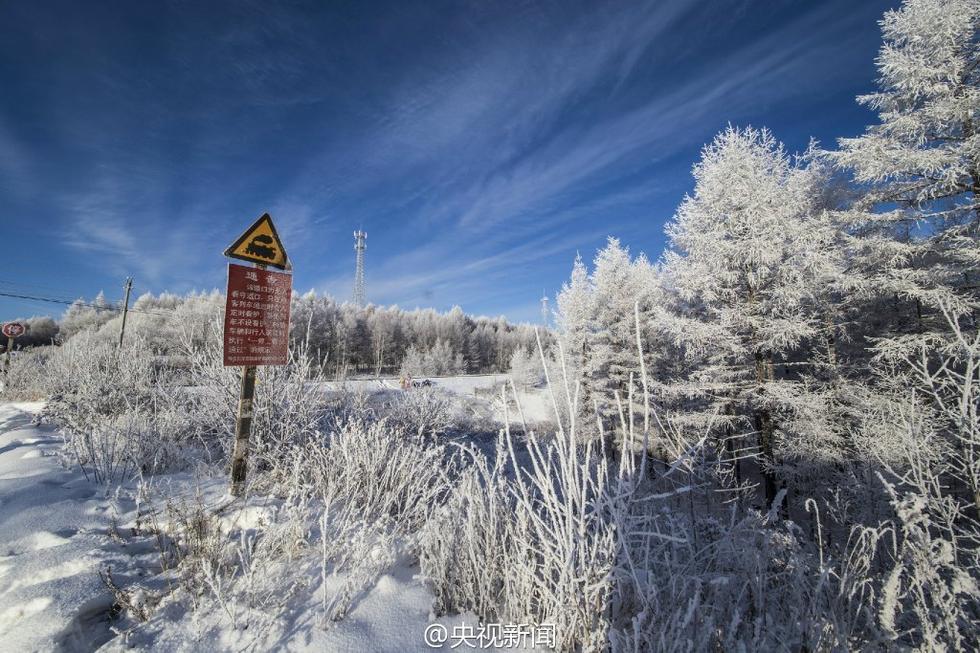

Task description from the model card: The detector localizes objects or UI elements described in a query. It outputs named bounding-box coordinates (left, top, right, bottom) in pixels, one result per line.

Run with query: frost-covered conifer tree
left=661, top=126, right=835, bottom=506
left=555, top=253, right=593, bottom=379
left=583, top=239, right=657, bottom=424
left=833, top=0, right=980, bottom=345
left=59, top=292, right=116, bottom=340
left=833, top=0, right=980, bottom=542
left=508, top=345, right=543, bottom=390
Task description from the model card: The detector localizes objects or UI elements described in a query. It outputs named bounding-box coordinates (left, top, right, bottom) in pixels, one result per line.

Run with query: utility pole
left=118, top=277, right=133, bottom=347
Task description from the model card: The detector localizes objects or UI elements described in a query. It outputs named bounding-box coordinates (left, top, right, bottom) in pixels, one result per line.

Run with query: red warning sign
left=1, top=323, right=25, bottom=338
left=223, top=263, right=292, bottom=366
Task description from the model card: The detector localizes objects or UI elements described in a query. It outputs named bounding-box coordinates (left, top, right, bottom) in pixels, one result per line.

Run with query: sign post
left=230, top=364, right=258, bottom=494
left=222, top=213, right=291, bottom=497
left=2, top=322, right=26, bottom=376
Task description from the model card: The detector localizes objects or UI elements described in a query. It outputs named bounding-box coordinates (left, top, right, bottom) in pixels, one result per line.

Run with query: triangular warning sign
left=224, top=213, right=290, bottom=270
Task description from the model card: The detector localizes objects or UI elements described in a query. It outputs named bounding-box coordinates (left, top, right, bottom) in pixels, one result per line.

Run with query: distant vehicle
left=245, top=234, right=276, bottom=259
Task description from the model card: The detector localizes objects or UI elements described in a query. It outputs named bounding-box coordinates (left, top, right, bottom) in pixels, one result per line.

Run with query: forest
left=12, top=290, right=539, bottom=378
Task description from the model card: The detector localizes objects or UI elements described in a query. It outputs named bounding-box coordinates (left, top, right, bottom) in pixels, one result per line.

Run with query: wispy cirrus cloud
left=405, top=1, right=870, bottom=234
left=306, top=0, right=881, bottom=317
left=0, top=0, right=888, bottom=321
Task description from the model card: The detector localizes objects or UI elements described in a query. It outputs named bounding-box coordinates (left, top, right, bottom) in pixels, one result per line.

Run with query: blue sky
left=0, top=0, right=895, bottom=323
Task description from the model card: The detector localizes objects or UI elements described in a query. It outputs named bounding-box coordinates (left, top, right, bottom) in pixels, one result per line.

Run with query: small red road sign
left=223, top=263, right=292, bottom=366
left=2, top=323, right=25, bottom=338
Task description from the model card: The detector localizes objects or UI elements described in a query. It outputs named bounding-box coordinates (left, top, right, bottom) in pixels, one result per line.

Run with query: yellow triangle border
left=223, top=213, right=291, bottom=270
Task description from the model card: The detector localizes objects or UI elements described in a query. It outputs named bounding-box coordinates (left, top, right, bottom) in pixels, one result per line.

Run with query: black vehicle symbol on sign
left=245, top=234, right=276, bottom=260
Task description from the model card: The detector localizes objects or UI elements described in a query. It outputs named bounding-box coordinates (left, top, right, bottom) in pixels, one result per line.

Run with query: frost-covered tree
left=661, top=126, right=838, bottom=506
left=399, top=339, right=465, bottom=377
left=438, top=306, right=471, bottom=367
left=59, top=292, right=116, bottom=340
left=584, top=239, right=660, bottom=424
left=833, top=0, right=980, bottom=338
left=836, top=0, right=979, bottom=227
left=830, top=0, right=980, bottom=520
left=429, top=339, right=466, bottom=376
left=367, top=306, right=401, bottom=376
left=508, top=345, right=544, bottom=390
left=555, top=253, right=593, bottom=379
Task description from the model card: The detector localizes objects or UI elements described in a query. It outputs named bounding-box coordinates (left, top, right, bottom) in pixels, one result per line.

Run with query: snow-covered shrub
left=1, top=344, right=55, bottom=400
left=421, top=368, right=616, bottom=651
left=249, top=351, right=331, bottom=482
left=165, top=419, right=457, bottom=630
left=177, top=325, right=332, bottom=486
left=507, top=345, right=544, bottom=390
left=39, top=334, right=201, bottom=483
left=449, top=393, right=499, bottom=436
left=875, top=486, right=978, bottom=650
left=36, top=320, right=327, bottom=485
left=328, top=382, right=376, bottom=425
left=857, top=310, right=980, bottom=649
left=287, top=418, right=454, bottom=536
left=420, top=449, right=513, bottom=621
left=384, top=387, right=458, bottom=441
left=126, top=491, right=306, bottom=644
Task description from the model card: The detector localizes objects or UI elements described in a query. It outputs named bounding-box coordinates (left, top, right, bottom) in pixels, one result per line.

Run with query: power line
left=0, top=280, right=80, bottom=305
left=0, top=290, right=177, bottom=318
left=0, top=274, right=225, bottom=304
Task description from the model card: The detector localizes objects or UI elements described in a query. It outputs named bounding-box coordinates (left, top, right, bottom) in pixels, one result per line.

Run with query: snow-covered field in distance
left=320, top=374, right=554, bottom=425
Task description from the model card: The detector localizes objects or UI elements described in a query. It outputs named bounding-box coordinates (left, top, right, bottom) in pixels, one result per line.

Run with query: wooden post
left=229, top=364, right=257, bottom=496
left=118, top=277, right=133, bottom=347
left=2, top=336, right=12, bottom=376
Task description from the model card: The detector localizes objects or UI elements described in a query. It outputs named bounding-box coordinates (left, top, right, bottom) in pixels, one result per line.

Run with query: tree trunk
left=754, top=350, right=780, bottom=511
left=824, top=311, right=838, bottom=372
left=724, top=402, right=741, bottom=486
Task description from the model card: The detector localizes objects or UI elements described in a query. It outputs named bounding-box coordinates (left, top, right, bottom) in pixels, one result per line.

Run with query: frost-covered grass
left=7, top=306, right=979, bottom=651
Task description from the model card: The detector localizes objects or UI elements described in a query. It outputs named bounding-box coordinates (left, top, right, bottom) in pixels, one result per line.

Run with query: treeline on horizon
left=7, top=291, right=541, bottom=378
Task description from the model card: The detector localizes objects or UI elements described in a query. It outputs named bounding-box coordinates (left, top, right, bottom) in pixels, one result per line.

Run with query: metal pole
left=229, top=364, right=257, bottom=496
left=118, top=277, right=133, bottom=347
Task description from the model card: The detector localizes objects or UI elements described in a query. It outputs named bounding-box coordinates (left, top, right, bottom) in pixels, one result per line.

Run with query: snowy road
left=0, top=403, right=119, bottom=652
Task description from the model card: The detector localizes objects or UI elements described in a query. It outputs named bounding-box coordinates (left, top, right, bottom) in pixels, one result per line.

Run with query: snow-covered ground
left=320, top=374, right=505, bottom=395
left=0, top=402, right=544, bottom=652
left=321, top=375, right=555, bottom=425
left=0, top=402, right=121, bottom=650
